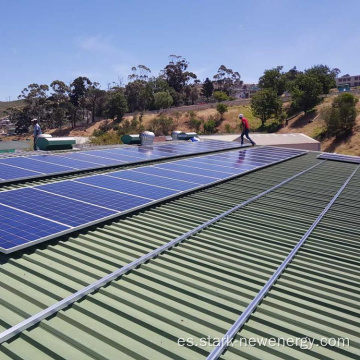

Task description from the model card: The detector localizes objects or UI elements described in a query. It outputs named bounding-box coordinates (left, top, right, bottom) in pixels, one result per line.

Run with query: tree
left=105, top=91, right=128, bottom=122
left=216, top=103, right=228, bottom=120
left=48, top=80, right=70, bottom=128
left=69, top=76, right=92, bottom=127
left=213, top=91, right=229, bottom=102
left=18, top=83, right=49, bottom=124
left=323, top=93, right=358, bottom=137
left=258, top=66, right=287, bottom=96
left=304, top=65, right=338, bottom=94
left=128, top=65, right=151, bottom=82
left=87, top=83, right=107, bottom=123
left=290, top=73, right=322, bottom=114
left=154, top=91, right=173, bottom=110
left=251, top=89, right=282, bottom=127
left=161, top=55, right=197, bottom=105
left=201, top=78, right=214, bottom=101
left=213, top=65, right=242, bottom=95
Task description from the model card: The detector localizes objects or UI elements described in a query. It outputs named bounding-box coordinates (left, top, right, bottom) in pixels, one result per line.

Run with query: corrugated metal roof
left=0, top=152, right=359, bottom=359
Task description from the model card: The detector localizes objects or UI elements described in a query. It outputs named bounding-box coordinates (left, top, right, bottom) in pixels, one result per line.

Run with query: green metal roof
left=0, top=151, right=359, bottom=359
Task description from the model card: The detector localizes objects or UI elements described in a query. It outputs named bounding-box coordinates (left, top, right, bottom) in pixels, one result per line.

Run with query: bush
left=312, top=126, right=327, bottom=140
left=216, top=103, right=228, bottom=120
left=90, top=131, right=121, bottom=145
left=322, top=93, right=358, bottom=137
left=148, top=116, right=175, bottom=135
left=203, top=116, right=217, bottom=134
left=213, top=91, right=229, bottom=102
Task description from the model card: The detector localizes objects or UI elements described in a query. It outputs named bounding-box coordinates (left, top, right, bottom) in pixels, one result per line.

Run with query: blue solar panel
left=38, top=181, right=152, bottom=212
left=100, top=149, right=160, bottom=160
left=109, top=170, right=199, bottom=191
left=30, top=155, right=93, bottom=170
left=176, top=160, right=245, bottom=175
left=0, top=157, right=74, bottom=175
left=79, top=150, right=127, bottom=163
left=0, top=163, right=41, bottom=181
left=156, top=163, right=225, bottom=179
left=0, top=188, right=116, bottom=227
left=77, top=175, right=178, bottom=200
left=0, top=204, right=70, bottom=251
left=134, top=166, right=215, bottom=185
left=59, top=153, right=114, bottom=166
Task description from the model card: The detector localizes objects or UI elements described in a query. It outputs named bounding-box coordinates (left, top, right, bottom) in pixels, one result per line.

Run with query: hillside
left=0, top=99, right=24, bottom=117
left=278, top=95, right=360, bottom=155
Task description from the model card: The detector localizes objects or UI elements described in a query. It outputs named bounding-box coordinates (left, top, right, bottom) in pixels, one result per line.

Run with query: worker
left=239, top=114, right=255, bottom=146
left=32, top=118, right=42, bottom=150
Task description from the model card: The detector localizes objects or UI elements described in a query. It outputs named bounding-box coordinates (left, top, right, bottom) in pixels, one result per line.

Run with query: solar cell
left=0, top=163, right=42, bottom=181
left=0, top=157, right=74, bottom=174
left=77, top=175, right=178, bottom=199
left=174, top=160, right=244, bottom=175
left=156, top=163, right=225, bottom=179
left=108, top=170, right=199, bottom=191
left=38, top=181, right=152, bottom=212
left=0, top=204, right=70, bottom=250
left=0, top=188, right=116, bottom=227
left=134, top=166, right=216, bottom=185
left=59, top=152, right=113, bottom=165
left=30, top=155, right=93, bottom=170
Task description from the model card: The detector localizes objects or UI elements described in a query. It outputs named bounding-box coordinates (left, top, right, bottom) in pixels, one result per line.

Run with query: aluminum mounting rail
left=206, top=164, right=360, bottom=360
left=0, top=160, right=324, bottom=344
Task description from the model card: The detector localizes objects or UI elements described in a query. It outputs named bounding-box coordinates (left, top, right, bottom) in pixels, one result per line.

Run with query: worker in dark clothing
left=32, top=118, right=42, bottom=150
left=239, top=114, right=255, bottom=146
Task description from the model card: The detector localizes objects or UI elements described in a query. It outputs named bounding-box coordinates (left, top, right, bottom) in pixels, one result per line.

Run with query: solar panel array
left=317, top=153, right=360, bottom=164
left=0, top=140, right=245, bottom=184
left=0, top=146, right=306, bottom=253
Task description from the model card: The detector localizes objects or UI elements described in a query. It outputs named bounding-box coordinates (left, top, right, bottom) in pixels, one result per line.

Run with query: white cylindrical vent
left=140, top=131, right=155, bottom=146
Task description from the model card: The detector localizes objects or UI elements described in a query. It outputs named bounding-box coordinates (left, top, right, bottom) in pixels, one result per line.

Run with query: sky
left=1, top=0, right=360, bottom=101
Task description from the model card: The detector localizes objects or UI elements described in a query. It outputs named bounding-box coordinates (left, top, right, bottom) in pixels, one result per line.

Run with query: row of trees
left=250, top=65, right=340, bottom=127
left=6, top=56, right=243, bottom=133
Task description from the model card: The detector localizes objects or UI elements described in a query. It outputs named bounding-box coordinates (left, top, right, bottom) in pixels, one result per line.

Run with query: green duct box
left=121, top=134, right=141, bottom=145
left=36, top=136, right=76, bottom=151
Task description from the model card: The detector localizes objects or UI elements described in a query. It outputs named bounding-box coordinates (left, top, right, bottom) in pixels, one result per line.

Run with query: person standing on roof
left=32, top=118, right=42, bottom=151
left=239, top=114, right=255, bottom=146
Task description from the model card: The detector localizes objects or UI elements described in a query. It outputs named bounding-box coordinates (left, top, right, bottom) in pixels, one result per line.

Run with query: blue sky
left=1, top=0, right=359, bottom=100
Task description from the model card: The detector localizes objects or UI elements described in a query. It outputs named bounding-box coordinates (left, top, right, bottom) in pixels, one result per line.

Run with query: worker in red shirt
left=239, top=114, right=255, bottom=146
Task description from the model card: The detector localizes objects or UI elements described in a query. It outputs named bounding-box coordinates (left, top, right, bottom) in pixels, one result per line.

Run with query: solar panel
left=133, top=166, right=216, bottom=185
left=0, top=188, right=116, bottom=227
left=30, top=155, right=93, bottom=170
left=76, top=175, right=178, bottom=200
left=0, top=163, right=42, bottom=180
left=0, top=146, right=306, bottom=253
left=317, top=153, right=360, bottom=164
left=108, top=170, right=199, bottom=191
left=0, top=204, right=69, bottom=250
left=0, top=157, right=74, bottom=174
left=0, top=140, right=246, bottom=184
left=37, top=181, right=152, bottom=212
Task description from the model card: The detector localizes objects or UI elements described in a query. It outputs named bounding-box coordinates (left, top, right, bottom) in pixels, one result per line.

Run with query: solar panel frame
left=317, top=153, right=360, bottom=164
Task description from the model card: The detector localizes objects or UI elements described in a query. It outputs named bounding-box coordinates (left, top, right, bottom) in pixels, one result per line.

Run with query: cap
left=31, top=118, right=38, bottom=122
left=238, top=114, right=243, bottom=119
